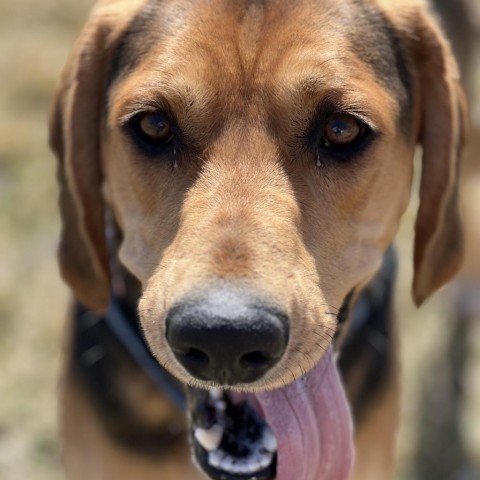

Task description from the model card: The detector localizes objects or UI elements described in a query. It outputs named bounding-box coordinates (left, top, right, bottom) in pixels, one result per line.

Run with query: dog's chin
left=185, top=348, right=355, bottom=480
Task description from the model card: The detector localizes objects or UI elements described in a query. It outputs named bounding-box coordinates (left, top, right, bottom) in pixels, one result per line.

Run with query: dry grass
left=0, top=1, right=478, bottom=479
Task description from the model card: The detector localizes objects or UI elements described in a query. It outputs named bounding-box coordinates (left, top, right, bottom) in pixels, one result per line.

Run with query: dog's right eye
left=138, top=113, right=173, bottom=144
left=126, top=111, right=175, bottom=155
left=136, top=112, right=173, bottom=144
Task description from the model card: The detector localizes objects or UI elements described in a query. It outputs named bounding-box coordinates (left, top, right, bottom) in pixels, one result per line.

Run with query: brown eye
left=322, top=114, right=363, bottom=147
left=138, top=112, right=173, bottom=144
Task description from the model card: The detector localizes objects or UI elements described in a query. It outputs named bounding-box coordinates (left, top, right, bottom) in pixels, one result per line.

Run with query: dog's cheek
left=102, top=136, right=182, bottom=283
left=340, top=139, right=415, bottom=283
left=307, top=138, right=413, bottom=296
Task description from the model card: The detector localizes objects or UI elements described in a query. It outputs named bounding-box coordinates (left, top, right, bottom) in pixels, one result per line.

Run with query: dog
left=50, top=0, right=468, bottom=479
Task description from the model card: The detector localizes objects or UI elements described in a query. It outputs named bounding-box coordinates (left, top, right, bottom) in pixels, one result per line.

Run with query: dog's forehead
left=108, top=0, right=413, bottom=132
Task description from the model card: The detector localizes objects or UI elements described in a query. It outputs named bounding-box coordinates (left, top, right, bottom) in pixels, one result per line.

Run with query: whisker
left=320, top=303, right=340, bottom=312
left=313, top=324, right=337, bottom=333
left=312, top=330, right=335, bottom=342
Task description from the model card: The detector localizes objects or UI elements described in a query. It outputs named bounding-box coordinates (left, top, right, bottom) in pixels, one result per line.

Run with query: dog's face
left=52, top=0, right=466, bottom=392
left=100, top=0, right=418, bottom=390
left=52, top=0, right=466, bottom=477
left=52, top=0, right=465, bottom=392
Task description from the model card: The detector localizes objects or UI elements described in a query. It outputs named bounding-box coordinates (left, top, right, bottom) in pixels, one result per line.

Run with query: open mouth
left=186, top=348, right=354, bottom=480
left=188, top=388, right=277, bottom=479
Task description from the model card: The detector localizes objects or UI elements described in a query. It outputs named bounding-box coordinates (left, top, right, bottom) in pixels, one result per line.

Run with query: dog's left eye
left=321, top=114, right=365, bottom=149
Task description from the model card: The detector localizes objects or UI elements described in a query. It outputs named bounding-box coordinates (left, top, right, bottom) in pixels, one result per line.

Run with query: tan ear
left=410, top=10, right=468, bottom=306
left=49, top=1, right=145, bottom=311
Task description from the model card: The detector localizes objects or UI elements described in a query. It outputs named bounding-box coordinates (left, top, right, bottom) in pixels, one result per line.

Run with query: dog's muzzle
left=184, top=348, right=354, bottom=480
left=163, top=285, right=354, bottom=480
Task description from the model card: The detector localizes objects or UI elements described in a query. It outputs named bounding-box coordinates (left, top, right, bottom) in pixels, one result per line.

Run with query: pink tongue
left=245, top=349, right=353, bottom=480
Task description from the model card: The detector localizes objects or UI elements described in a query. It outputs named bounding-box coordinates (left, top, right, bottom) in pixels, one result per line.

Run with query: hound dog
left=50, top=0, right=467, bottom=479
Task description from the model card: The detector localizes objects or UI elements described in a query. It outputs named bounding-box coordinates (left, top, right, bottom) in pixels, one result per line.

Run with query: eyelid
left=315, top=95, right=380, bottom=132
left=330, top=110, right=377, bottom=134
left=118, top=100, right=171, bottom=127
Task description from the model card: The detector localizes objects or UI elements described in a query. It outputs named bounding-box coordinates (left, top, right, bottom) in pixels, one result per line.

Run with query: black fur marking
left=334, top=289, right=354, bottom=342
left=338, top=247, right=397, bottom=423
left=106, top=0, right=160, bottom=92
left=338, top=289, right=354, bottom=326
left=71, top=302, right=186, bottom=458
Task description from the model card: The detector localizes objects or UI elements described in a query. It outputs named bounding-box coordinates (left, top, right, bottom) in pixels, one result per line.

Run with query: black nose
left=165, top=286, right=289, bottom=385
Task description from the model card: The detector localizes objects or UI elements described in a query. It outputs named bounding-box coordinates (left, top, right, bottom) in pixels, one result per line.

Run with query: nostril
left=240, top=351, right=273, bottom=368
left=172, top=346, right=210, bottom=365
left=183, top=348, right=209, bottom=365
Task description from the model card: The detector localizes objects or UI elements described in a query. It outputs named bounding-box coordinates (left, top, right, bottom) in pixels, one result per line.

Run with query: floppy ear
left=409, top=9, right=468, bottom=306
left=49, top=1, right=144, bottom=311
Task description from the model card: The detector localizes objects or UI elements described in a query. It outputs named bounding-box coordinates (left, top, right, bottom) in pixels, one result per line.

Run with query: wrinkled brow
left=345, top=2, right=414, bottom=136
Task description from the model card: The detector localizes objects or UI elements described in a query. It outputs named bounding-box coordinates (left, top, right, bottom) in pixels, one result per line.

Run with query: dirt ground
left=0, top=1, right=478, bottom=479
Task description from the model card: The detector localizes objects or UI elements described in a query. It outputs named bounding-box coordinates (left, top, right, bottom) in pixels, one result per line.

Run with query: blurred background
left=0, top=0, right=478, bottom=479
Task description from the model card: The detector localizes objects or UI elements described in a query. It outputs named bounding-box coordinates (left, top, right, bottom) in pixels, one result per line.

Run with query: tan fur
left=351, top=371, right=400, bottom=480
left=51, top=0, right=467, bottom=478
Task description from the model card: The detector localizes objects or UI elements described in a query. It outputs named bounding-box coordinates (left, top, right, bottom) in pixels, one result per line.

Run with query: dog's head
left=51, top=0, right=467, bottom=478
